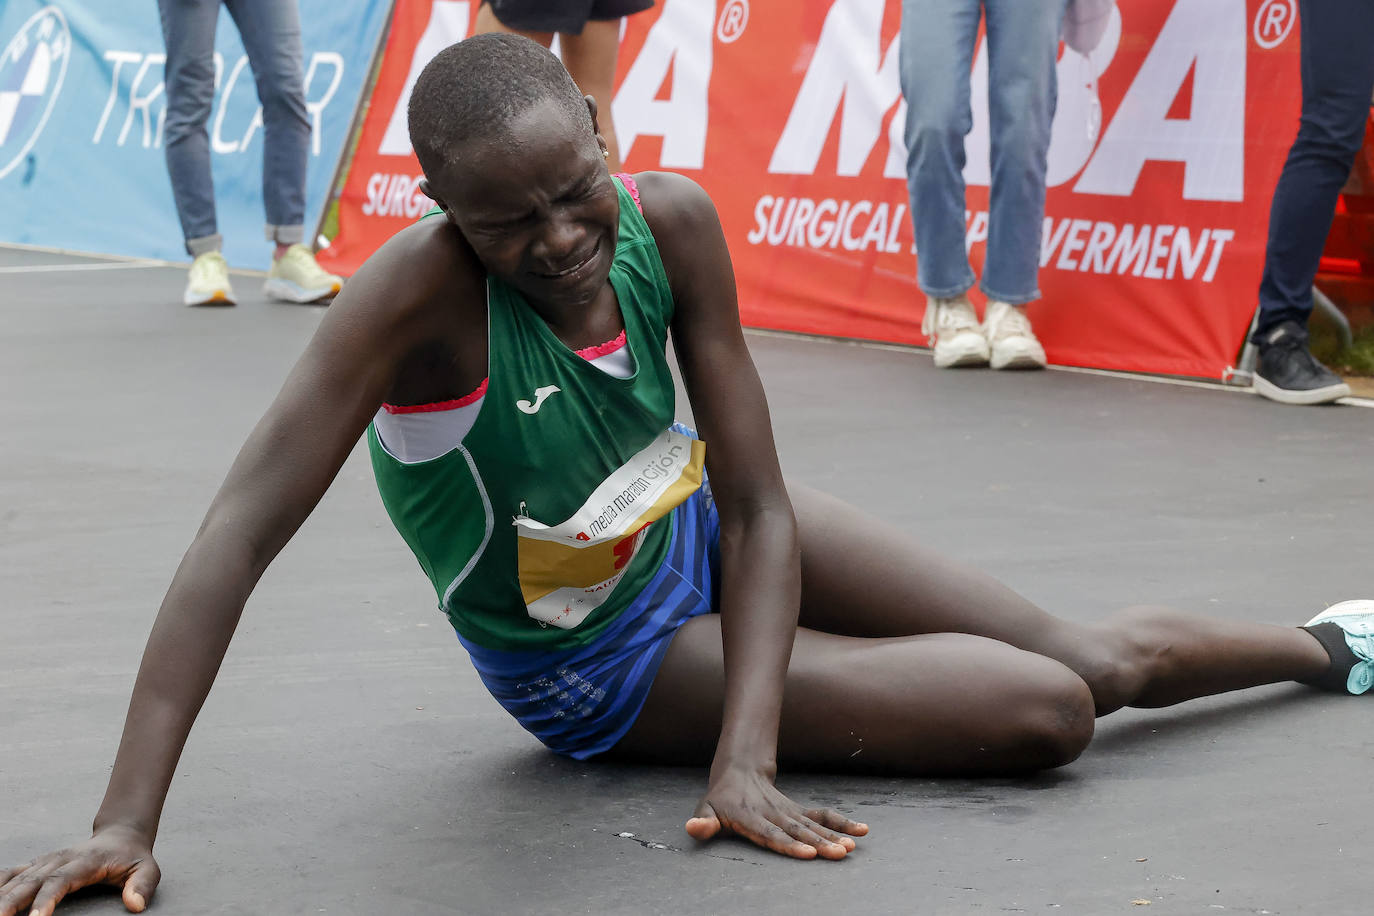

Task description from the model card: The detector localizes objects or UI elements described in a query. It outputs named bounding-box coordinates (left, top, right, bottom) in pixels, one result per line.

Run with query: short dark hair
left=407, top=33, right=590, bottom=180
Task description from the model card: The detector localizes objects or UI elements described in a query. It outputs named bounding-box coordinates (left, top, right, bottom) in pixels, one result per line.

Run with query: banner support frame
left=311, top=0, right=398, bottom=251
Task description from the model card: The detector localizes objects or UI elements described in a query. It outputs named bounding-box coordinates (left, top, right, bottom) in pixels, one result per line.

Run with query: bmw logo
left=0, top=6, right=70, bottom=181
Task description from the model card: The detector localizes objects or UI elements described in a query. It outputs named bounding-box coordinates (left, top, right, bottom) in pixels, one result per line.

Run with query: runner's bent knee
left=901, top=647, right=1093, bottom=773
left=1005, top=662, right=1096, bottom=768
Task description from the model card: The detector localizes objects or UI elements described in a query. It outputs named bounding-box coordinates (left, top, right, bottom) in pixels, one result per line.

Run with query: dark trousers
left=1255, top=0, right=1374, bottom=338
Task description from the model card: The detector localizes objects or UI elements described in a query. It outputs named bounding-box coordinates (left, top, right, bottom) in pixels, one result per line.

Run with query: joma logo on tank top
left=516, top=384, right=561, bottom=414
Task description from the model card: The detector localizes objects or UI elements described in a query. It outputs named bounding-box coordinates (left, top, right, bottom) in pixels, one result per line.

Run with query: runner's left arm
left=640, top=171, right=867, bottom=860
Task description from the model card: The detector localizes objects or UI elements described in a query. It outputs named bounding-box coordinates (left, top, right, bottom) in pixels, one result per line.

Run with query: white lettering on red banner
left=1075, top=0, right=1246, bottom=201
left=379, top=0, right=471, bottom=157
left=323, top=0, right=1311, bottom=380
left=746, top=195, right=906, bottom=253
left=1037, top=216, right=1234, bottom=281
left=768, top=0, right=899, bottom=178
left=613, top=0, right=712, bottom=169
left=362, top=171, right=434, bottom=218
left=765, top=0, right=1247, bottom=203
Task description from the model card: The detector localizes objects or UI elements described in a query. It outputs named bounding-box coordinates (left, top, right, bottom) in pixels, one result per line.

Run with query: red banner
left=321, top=0, right=1309, bottom=380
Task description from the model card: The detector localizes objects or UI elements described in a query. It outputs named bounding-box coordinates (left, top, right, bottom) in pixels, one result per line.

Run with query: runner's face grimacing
left=429, top=97, right=619, bottom=312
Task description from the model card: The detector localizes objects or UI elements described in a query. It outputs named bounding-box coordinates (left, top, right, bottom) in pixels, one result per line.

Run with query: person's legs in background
left=900, top=0, right=987, bottom=368
left=1252, top=0, right=1374, bottom=405
left=473, top=1, right=556, bottom=45
left=559, top=19, right=628, bottom=170
left=979, top=0, right=1065, bottom=370
left=158, top=0, right=235, bottom=305
left=227, top=0, right=341, bottom=303
left=475, top=2, right=651, bottom=172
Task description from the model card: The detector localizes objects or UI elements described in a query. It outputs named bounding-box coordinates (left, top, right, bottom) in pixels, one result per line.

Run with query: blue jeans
left=157, top=0, right=311, bottom=256
left=1255, top=0, right=1374, bottom=338
left=899, top=0, right=1067, bottom=304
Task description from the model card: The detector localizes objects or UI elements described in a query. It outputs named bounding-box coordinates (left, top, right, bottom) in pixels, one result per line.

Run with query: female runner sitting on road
left=3, top=34, right=1371, bottom=916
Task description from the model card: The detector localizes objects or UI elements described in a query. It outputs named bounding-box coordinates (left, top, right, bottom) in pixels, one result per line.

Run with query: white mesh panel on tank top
left=373, top=335, right=633, bottom=465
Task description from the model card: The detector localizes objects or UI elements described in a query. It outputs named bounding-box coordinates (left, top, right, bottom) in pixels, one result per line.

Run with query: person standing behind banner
left=899, top=0, right=1068, bottom=370
left=158, top=0, right=343, bottom=307
left=473, top=1, right=653, bottom=171
left=1249, top=0, right=1374, bottom=406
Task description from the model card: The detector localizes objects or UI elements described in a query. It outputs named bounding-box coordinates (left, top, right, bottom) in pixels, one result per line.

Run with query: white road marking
left=0, top=260, right=164, bottom=274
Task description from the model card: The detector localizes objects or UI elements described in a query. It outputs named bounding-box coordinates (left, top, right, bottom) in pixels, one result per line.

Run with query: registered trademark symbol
left=1253, top=0, right=1296, bottom=49
left=717, top=0, right=749, bottom=44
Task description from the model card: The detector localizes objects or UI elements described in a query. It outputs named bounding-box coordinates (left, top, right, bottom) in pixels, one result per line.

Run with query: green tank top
left=368, top=178, right=704, bottom=652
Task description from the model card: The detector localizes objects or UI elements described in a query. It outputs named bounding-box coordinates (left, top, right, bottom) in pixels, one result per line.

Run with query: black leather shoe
left=1253, top=321, right=1351, bottom=405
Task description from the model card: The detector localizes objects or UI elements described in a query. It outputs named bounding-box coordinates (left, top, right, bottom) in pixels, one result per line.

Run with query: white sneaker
left=984, top=301, right=1047, bottom=370
left=183, top=251, right=236, bottom=306
left=263, top=244, right=343, bottom=303
left=1303, top=600, right=1374, bottom=694
left=922, top=295, right=990, bottom=368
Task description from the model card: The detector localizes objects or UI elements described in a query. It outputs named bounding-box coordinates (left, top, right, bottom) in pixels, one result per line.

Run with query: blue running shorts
left=457, top=449, right=719, bottom=759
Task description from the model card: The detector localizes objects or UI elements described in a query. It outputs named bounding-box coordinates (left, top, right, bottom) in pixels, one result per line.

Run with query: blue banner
left=0, top=0, right=390, bottom=269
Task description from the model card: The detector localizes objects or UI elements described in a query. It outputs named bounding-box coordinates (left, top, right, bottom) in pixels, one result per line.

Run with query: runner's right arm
left=0, top=221, right=479, bottom=916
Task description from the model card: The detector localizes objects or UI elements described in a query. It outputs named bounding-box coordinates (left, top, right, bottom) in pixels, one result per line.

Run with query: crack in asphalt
left=607, top=830, right=763, bottom=865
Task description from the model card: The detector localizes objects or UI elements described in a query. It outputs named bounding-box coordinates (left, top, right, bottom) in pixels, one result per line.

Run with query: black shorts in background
left=486, top=0, right=655, bottom=35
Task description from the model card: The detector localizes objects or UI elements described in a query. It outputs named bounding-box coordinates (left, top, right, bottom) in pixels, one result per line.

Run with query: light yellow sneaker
left=984, top=301, right=1047, bottom=370
left=184, top=251, right=236, bottom=306
left=263, top=244, right=342, bottom=303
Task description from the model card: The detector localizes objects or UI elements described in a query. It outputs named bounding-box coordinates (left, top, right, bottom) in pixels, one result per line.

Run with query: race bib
left=513, top=429, right=705, bottom=629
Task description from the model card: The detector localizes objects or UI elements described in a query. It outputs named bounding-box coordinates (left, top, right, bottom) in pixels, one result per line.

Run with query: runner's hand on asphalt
left=0, top=826, right=160, bottom=916
left=684, top=764, right=868, bottom=860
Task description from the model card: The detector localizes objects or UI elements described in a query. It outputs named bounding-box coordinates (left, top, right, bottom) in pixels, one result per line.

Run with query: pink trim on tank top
left=573, top=328, right=627, bottom=360
left=614, top=173, right=642, bottom=214
left=382, top=378, right=488, bottom=414
left=381, top=331, right=625, bottom=414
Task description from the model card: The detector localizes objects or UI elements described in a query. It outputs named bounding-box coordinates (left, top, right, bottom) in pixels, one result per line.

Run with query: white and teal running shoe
left=1303, top=600, right=1374, bottom=695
